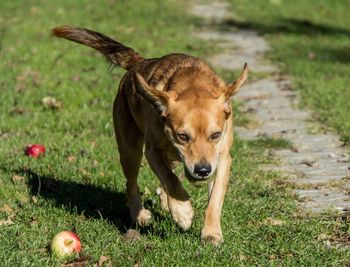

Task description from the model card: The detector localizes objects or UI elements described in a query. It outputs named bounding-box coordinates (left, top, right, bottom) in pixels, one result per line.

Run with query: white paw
left=134, top=208, right=152, bottom=226
left=201, top=228, right=223, bottom=245
left=168, top=198, right=193, bottom=230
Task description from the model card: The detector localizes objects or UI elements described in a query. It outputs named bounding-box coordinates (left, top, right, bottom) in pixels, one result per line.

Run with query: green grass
left=1, top=0, right=350, bottom=266
left=228, top=0, right=350, bottom=145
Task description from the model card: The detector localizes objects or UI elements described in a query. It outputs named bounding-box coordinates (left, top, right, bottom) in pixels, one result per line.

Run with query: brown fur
left=52, top=26, right=248, bottom=244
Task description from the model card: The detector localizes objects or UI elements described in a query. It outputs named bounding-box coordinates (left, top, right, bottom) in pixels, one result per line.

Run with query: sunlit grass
left=0, top=0, right=349, bottom=265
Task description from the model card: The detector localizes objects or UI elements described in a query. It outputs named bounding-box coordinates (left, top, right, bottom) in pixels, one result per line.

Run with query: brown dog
left=52, top=26, right=248, bottom=244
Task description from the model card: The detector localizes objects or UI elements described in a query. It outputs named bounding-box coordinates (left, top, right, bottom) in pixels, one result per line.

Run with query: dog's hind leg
left=145, top=146, right=193, bottom=230
left=157, top=164, right=185, bottom=212
left=156, top=186, right=169, bottom=211
left=113, top=96, right=152, bottom=226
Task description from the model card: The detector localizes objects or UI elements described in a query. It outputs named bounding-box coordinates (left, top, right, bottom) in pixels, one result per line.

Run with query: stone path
left=189, top=0, right=350, bottom=213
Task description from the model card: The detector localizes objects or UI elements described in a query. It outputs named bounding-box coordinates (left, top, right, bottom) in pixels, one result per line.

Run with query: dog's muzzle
left=193, top=163, right=211, bottom=178
left=184, top=164, right=214, bottom=186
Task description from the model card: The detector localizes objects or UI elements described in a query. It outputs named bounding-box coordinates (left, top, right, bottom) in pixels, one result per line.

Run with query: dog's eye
left=177, top=133, right=190, bottom=143
left=211, top=131, right=222, bottom=140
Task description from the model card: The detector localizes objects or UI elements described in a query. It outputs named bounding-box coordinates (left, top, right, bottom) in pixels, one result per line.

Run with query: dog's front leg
left=145, top=146, right=194, bottom=230
left=201, top=155, right=231, bottom=245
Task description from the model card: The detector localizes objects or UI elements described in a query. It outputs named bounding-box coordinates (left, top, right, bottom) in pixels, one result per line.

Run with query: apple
left=50, top=231, right=81, bottom=258
left=25, top=144, right=45, bottom=158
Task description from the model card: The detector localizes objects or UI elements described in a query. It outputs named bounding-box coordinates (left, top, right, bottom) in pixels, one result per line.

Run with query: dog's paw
left=201, top=228, right=223, bottom=245
left=168, top=198, right=193, bottom=230
left=156, top=187, right=169, bottom=211
left=134, top=208, right=152, bottom=226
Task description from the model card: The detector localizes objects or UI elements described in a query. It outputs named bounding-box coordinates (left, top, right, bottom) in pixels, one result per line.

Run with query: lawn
left=0, top=0, right=350, bottom=266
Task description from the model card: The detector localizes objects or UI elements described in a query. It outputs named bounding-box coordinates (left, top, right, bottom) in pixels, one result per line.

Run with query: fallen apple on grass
left=51, top=231, right=82, bottom=258
left=25, top=144, right=46, bottom=158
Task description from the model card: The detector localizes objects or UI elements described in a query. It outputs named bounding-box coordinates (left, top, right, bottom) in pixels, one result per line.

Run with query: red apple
left=25, top=144, right=46, bottom=158
left=50, top=231, right=81, bottom=258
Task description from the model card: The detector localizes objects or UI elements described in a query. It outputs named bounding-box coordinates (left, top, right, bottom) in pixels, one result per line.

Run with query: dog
left=52, top=26, right=248, bottom=245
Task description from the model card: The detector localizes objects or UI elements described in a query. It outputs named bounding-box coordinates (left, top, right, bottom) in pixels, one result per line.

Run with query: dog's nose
left=194, top=164, right=212, bottom=178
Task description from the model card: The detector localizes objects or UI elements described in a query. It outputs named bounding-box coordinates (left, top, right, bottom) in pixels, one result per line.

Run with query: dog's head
left=135, top=64, right=248, bottom=181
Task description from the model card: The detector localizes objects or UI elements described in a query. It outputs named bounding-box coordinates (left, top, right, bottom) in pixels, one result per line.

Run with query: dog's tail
left=52, top=26, right=144, bottom=70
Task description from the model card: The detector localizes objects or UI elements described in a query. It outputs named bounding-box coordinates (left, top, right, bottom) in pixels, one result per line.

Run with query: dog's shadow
left=23, top=169, right=133, bottom=232
left=8, top=167, right=192, bottom=239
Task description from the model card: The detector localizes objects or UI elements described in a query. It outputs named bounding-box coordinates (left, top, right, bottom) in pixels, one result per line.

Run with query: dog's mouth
left=184, top=167, right=213, bottom=186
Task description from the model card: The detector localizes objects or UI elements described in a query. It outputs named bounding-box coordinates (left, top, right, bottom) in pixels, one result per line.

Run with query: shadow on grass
left=209, top=17, right=350, bottom=65
left=16, top=168, right=171, bottom=237
left=20, top=168, right=132, bottom=232
left=219, top=18, right=350, bottom=37
left=309, top=46, right=350, bottom=65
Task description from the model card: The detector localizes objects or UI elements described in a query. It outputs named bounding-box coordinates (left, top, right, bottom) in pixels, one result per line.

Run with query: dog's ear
left=225, top=63, right=248, bottom=100
left=222, top=63, right=248, bottom=119
left=134, top=72, right=172, bottom=117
